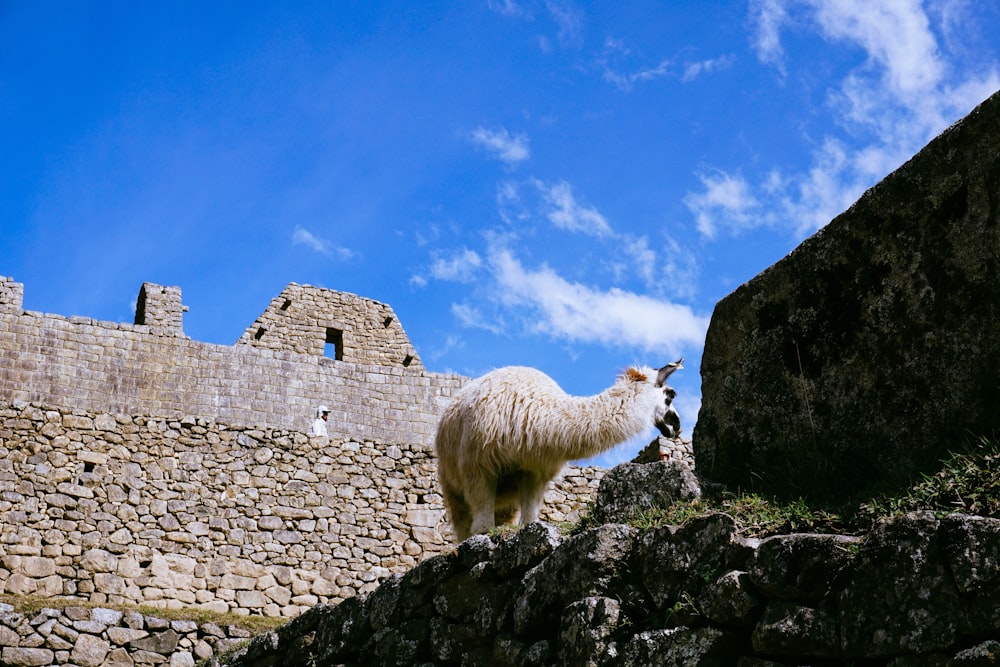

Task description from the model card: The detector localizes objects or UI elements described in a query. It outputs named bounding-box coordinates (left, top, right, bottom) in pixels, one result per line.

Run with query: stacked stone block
left=0, top=602, right=257, bottom=666
left=0, top=277, right=464, bottom=444
left=0, top=277, right=23, bottom=314
left=0, top=401, right=604, bottom=618
left=236, top=283, right=423, bottom=369
left=134, top=282, right=186, bottom=336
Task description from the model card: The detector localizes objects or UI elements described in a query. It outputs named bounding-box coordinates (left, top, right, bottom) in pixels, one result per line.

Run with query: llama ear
left=655, top=358, right=684, bottom=386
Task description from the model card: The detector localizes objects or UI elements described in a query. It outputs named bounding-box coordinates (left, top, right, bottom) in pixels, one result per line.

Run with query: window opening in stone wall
left=254, top=327, right=267, bottom=340
left=325, top=328, right=344, bottom=360
left=83, top=462, right=95, bottom=473
left=280, top=299, right=291, bottom=311
left=134, top=289, right=148, bottom=325
left=403, top=354, right=414, bottom=367
left=383, top=316, right=393, bottom=327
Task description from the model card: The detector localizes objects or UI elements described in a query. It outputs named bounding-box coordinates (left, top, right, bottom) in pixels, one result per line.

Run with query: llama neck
left=549, top=380, right=656, bottom=461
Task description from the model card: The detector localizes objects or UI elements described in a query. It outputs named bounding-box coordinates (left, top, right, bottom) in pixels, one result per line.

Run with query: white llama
left=435, top=360, right=683, bottom=541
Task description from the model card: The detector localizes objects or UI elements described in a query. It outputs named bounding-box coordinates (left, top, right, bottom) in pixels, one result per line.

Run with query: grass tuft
left=581, top=437, right=1000, bottom=538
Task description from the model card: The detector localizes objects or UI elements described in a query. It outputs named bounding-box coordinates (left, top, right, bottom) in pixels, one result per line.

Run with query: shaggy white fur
left=435, top=362, right=681, bottom=541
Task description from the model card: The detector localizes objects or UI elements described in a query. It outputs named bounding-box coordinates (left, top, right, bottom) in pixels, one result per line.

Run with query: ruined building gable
left=236, top=282, right=423, bottom=370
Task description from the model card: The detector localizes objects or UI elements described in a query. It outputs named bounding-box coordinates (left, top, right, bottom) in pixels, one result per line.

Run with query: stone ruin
left=0, top=278, right=459, bottom=443
left=695, top=87, right=1000, bottom=503
left=211, top=89, right=1000, bottom=666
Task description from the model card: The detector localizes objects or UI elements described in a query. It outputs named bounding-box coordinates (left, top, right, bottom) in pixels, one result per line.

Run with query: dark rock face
left=590, top=460, right=700, bottom=524
left=693, top=89, right=1000, bottom=502
left=210, top=511, right=1000, bottom=666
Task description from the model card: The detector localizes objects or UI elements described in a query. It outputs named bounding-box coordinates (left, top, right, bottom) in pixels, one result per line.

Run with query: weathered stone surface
left=699, top=569, right=763, bottom=627
left=838, top=512, right=963, bottom=657
left=70, top=634, right=111, bottom=667
left=751, top=603, right=839, bottom=658
left=748, top=532, right=861, bottom=601
left=491, top=521, right=564, bottom=578
left=590, top=460, right=700, bottom=524
left=694, top=88, right=1000, bottom=502
left=940, top=514, right=1000, bottom=594
left=558, top=596, right=621, bottom=667
left=637, top=513, right=737, bottom=609
left=622, top=627, right=737, bottom=666
left=513, top=524, right=636, bottom=636
left=1, top=647, right=55, bottom=667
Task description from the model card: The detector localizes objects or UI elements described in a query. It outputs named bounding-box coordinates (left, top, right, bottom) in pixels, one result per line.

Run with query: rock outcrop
left=208, top=511, right=1000, bottom=666
left=694, top=88, right=1000, bottom=502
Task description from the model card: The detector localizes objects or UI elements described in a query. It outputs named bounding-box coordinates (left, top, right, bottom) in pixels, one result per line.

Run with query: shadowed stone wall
left=694, top=88, right=1000, bottom=502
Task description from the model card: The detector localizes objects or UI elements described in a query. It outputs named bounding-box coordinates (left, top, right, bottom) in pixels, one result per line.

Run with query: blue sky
left=2, top=1, right=999, bottom=466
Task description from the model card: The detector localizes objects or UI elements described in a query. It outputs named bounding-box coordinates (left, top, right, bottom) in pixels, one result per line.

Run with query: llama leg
left=519, top=474, right=547, bottom=525
left=442, top=484, right=473, bottom=542
left=465, top=471, right=498, bottom=536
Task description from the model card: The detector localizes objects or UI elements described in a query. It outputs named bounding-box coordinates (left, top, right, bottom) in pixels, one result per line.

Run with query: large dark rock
left=694, top=88, right=1000, bottom=502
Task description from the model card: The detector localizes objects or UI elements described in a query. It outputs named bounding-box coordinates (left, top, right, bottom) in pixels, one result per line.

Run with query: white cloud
left=496, top=181, right=530, bottom=225
left=470, top=127, right=531, bottom=166
left=750, top=0, right=789, bottom=75
left=702, top=0, right=1000, bottom=241
left=488, top=246, right=709, bottom=357
left=451, top=302, right=505, bottom=335
left=429, top=249, right=483, bottom=283
left=684, top=171, right=761, bottom=239
left=291, top=226, right=353, bottom=259
left=488, top=0, right=529, bottom=19
left=545, top=0, right=583, bottom=48
left=534, top=179, right=613, bottom=237
left=810, top=0, right=943, bottom=100
left=681, top=55, right=735, bottom=82
left=602, top=59, right=672, bottom=92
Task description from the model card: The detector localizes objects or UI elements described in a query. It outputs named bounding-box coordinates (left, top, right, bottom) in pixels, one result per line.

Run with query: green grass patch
left=580, top=437, right=1000, bottom=538
left=0, top=594, right=287, bottom=634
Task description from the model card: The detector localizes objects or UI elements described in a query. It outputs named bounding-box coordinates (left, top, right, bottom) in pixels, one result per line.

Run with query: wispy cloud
left=692, top=0, right=1000, bottom=241
left=489, top=245, right=709, bottom=357
left=544, top=0, right=584, bottom=48
left=750, top=0, right=789, bottom=75
left=534, top=179, right=613, bottom=237
left=451, top=302, right=505, bottom=335
left=487, top=0, right=530, bottom=19
left=291, top=225, right=354, bottom=259
left=602, top=59, right=672, bottom=92
left=599, top=37, right=673, bottom=92
left=681, top=54, right=735, bottom=82
left=684, top=171, right=761, bottom=239
left=430, top=249, right=483, bottom=282
left=470, top=127, right=530, bottom=166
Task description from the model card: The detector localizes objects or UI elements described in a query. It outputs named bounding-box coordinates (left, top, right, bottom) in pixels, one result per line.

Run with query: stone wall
left=0, top=400, right=604, bottom=619
left=0, top=277, right=464, bottom=445
left=0, top=602, right=259, bottom=667
left=236, top=283, right=423, bottom=369
left=212, top=511, right=1000, bottom=667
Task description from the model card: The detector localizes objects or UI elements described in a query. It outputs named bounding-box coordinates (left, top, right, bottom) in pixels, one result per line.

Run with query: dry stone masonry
left=0, top=602, right=258, bottom=667
left=211, top=502, right=1000, bottom=665
left=237, top=283, right=423, bottom=369
left=0, top=400, right=603, bottom=618
left=0, top=277, right=612, bottom=664
left=0, top=277, right=464, bottom=444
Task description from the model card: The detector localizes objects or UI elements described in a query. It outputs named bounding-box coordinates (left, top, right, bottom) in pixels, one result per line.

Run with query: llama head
left=652, top=358, right=684, bottom=434
left=654, top=358, right=683, bottom=387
